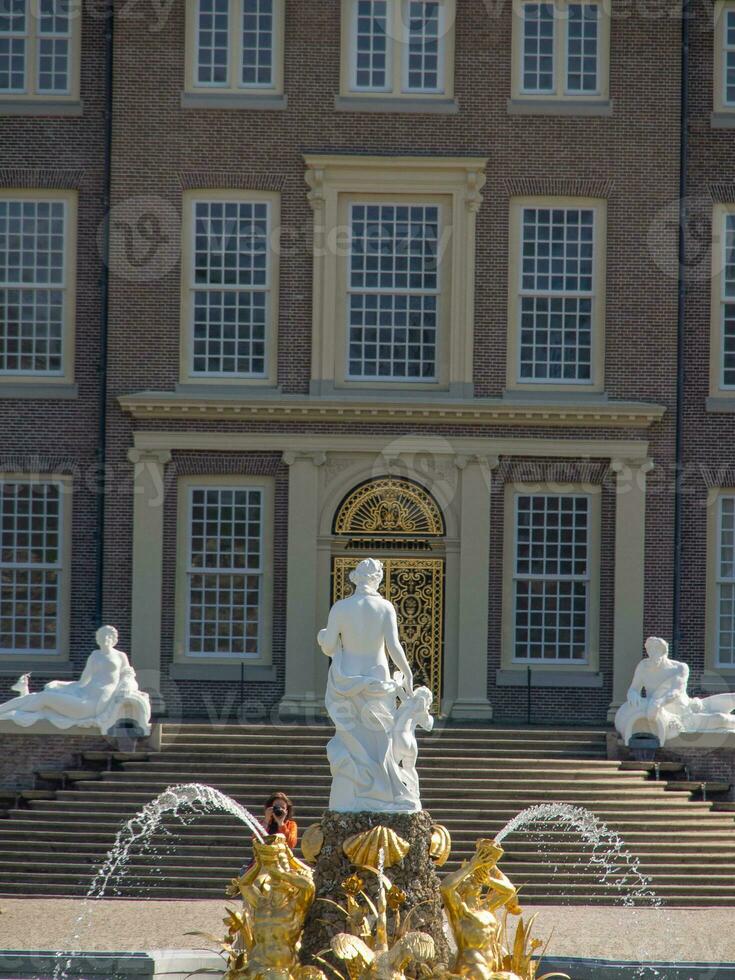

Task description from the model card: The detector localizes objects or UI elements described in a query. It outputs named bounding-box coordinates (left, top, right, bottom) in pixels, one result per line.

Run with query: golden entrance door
left=331, top=556, right=445, bottom=705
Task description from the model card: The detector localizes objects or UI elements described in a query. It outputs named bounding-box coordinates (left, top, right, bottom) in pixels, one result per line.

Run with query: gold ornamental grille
left=333, top=477, right=445, bottom=537
left=331, top=556, right=444, bottom=706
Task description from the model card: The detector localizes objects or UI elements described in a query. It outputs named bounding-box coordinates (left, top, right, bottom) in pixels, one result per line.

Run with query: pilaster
left=608, top=456, right=654, bottom=722
left=128, top=448, right=172, bottom=715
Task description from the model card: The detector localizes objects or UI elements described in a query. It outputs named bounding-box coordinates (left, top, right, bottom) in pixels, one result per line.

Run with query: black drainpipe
left=95, top=0, right=114, bottom=626
left=673, top=0, right=690, bottom=655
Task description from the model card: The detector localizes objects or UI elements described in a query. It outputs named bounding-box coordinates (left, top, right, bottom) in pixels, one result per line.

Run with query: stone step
left=161, top=724, right=608, bottom=738
left=665, top=781, right=732, bottom=794
left=113, top=761, right=632, bottom=777
left=156, top=740, right=608, bottom=757
left=618, top=762, right=685, bottom=773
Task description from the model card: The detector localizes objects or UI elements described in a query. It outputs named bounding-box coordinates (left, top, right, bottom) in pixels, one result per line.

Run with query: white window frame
left=179, top=189, right=279, bottom=387
left=174, top=475, right=274, bottom=664
left=340, top=0, right=455, bottom=100
left=715, top=493, right=735, bottom=668
left=507, top=195, right=606, bottom=393
left=0, top=475, right=72, bottom=662
left=0, top=190, right=77, bottom=385
left=714, top=2, right=735, bottom=113
left=0, top=0, right=82, bottom=102
left=185, top=0, right=285, bottom=96
left=345, top=200, right=442, bottom=384
left=511, top=0, right=609, bottom=103
left=502, top=482, right=601, bottom=673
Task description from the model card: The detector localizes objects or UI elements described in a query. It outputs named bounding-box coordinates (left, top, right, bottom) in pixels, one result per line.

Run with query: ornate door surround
left=330, top=477, right=445, bottom=705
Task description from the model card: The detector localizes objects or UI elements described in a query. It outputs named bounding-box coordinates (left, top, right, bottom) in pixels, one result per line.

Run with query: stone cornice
left=118, top=391, right=666, bottom=429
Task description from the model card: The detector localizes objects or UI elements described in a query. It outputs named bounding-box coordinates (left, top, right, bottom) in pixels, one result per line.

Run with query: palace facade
left=1, top=0, right=732, bottom=725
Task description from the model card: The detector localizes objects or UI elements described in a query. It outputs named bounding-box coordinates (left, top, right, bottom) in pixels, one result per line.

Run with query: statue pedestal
left=300, top=810, right=450, bottom=968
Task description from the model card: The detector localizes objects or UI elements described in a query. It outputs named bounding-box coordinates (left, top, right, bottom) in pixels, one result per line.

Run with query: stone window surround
left=0, top=189, right=78, bottom=391
left=0, top=1, right=82, bottom=109
left=0, top=472, right=73, bottom=668
left=304, top=154, right=488, bottom=399
left=506, top=195, right=607, bottom=395
left=172, top=473, right=275, bottom=669
left=509, top=0, right=611, bottom=109
left=709, top=203, right=735, bottom=402
left=183, top=0, right=286, bottom=100
left=712, top=1, right=735, bottom=122
left=338, top=0, right=457, bottom=105
left=178, top=188, right=280, bottom=389
left=127, top=432, right=652, bottom=722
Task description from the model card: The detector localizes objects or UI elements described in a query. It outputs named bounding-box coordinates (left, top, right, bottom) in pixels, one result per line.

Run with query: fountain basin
left=0, top=949, right=222, bottom=979
left=542, top=957, right=735, bottom=979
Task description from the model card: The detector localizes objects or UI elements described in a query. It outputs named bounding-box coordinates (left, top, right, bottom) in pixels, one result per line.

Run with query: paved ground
left=0, top=899, right=733, bottom=964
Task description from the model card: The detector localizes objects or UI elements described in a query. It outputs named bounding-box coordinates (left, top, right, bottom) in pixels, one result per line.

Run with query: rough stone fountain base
left=300, top=809, right=450, bottom=968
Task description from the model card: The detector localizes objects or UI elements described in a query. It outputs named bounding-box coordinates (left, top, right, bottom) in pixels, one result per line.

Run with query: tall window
left=0, top=1, right=80, bottom=100
left=184, top=486, right=264, bottom=657
left=347, top=203, right=440, bottom=381
left=721, top=213, right=735, bottom=388
left=724, top=9, right=735, bottom=107
left=0, top=197, right=70, bottom=377
left=343, top=0, right=455, bottom=99
left=187, top=197, right=271, bottom=378
left=191, top=0, right=283, bottom=93
left=717, top=495, right=735, bottom=666
left=0, top=480, right=64, bottom=655
left=512, top=494, right=590, bottom=662
left=513, top=1, right=608, bottom=102
left=517, top=205, right=595, bottom=384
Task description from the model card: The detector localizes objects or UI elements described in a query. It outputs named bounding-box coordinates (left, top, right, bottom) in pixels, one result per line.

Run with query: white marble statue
left=615, top=636, right=735, bottom=746
left=317, top=557, right=434, bottom=812
left=0, top=626, right=151, bottom=736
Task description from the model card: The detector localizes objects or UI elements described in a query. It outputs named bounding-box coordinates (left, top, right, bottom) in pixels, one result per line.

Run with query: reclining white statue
left=317, top=557, right=434, bottom=813
left=0, top=625, right=151, bottom=737
left=615, top=635, right=735, bottom=746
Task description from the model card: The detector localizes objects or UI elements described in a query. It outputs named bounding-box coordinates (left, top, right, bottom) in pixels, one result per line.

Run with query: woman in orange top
left=263, top=791, right=297, bottom=848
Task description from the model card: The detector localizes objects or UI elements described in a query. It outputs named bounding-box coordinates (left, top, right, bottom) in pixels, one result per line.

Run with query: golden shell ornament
left=301, top=823, right=325, bottom=864
left=429, top=824, right=452, bottom=867
left=342, top=826, right=410, bottom=870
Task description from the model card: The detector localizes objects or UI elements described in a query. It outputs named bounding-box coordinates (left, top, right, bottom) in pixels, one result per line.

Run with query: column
left=279, top=450, right=326, bottom=717
left=608, top=456, right=654, bottom=721
left=128, top=448, right=171, bottom=714
left=451, top=454, right=499, bottom=721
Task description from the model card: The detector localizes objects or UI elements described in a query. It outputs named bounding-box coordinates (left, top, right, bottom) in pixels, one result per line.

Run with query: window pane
left=519, top=206, right=594, bottom=382
left=722, top=215, right=735, bottom=387
left=188, top=487, right=262, bottom=656
left=197, top=0, right=229, bottom=85
left=726, top=10, right=735, bottom=106
left=242, top=0, right=274, bottom=86
left=567, top=3, right=598, bottom=94
left=354, top=0, right=389, bottom=90
left=0, top=199, right=66, bottom=375
left=406, top=0, right=441, bottom=93
left=514, top=494, right=590, bottom=662
left=348, top=203, right=439, bottom=380
left=0, top=481, right=62, bottom=654
left=522, top=2, right=554, bottom=93
left=0, top=0, right=27, bottom=93
left=191, top=200, right=269, bottom=376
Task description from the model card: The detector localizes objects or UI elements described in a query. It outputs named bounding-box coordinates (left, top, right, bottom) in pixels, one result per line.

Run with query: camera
left=272, top=803, right=286, bottom=817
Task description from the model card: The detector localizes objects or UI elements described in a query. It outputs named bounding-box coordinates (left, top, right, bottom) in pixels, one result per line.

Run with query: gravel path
left=1, top=900, right=734, bottom=964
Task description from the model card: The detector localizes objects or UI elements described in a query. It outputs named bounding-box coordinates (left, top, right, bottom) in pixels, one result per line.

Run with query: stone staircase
left=0, top=724, right=734, bottom=905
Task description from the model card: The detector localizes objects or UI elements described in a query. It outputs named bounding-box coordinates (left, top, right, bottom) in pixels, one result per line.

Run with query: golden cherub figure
left=440, top=839, right=523, bottom=980
left=223, top=833, right=326, bottom=980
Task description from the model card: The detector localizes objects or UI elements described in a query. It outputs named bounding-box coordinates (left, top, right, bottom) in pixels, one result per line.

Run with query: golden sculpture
left=343, top=826, right=410, bottom=870
left=301, top=823, right=325, bottom=864
left=218, top=833, right=325, bottom=980
left=198, top=833, right=566, bottom=980
left=429, top=824, right=452, bottom=867
left=324, top=861, right=436, bottom=980
left=440, top=839, right=567, bottom=980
